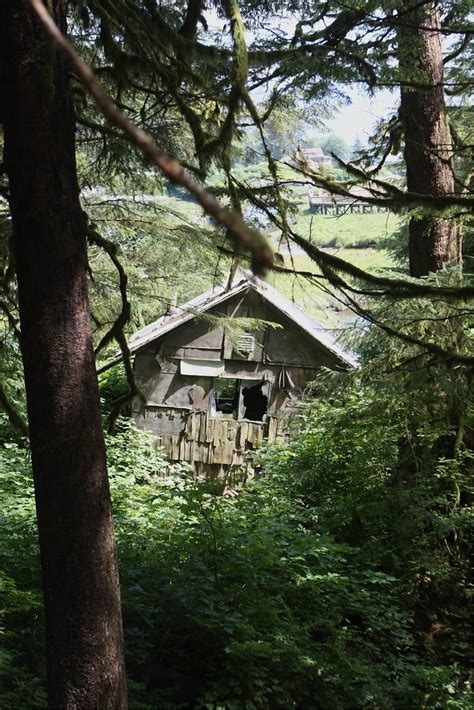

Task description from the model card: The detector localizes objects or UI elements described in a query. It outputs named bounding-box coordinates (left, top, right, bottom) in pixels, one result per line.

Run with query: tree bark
left=399, top=3, right=460, bottom=278
left=0, top=1, right=126, bottom=706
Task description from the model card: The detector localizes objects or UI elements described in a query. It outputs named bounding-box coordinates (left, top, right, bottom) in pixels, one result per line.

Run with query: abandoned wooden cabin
left=107, top=270, right=355, bottom=474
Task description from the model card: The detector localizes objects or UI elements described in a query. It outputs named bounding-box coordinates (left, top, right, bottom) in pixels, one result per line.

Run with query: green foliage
left=1, top=357, right=472, bottom=709
left=1, top=2, right=472, bottom=706
left=113, top=464, right=414, bottom=708
left=98, top=366, right=129, bottom=412
left=83, top=192, right=226, bottom=359
left=259, top=348, right=473, bottom=707
left=0, top=443, right=45, bottom=708
left=317, top=134, right=350, bottom=161
left=1, top=273, right=472, bottom=709
left=0, top=336, right=27, bottom=442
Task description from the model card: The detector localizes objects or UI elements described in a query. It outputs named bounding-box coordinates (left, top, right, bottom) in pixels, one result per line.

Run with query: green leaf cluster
left=1, top=366, right=472, bottom=708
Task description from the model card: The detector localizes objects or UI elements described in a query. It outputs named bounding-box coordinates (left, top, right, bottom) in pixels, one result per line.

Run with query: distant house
left=301, top=147, right=333, bottom=165
left=281, top=147, right=333, bottom=169
left=104, top=270, right=354, bottom=475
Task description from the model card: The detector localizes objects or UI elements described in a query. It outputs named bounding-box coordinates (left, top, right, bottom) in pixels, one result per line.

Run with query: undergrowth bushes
left=0, top=369, right=472, bottom=708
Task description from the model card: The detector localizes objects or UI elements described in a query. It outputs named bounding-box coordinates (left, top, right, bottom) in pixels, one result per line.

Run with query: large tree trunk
left=0, top=1, right=126, bottom=706
left=399, top=3, right=460, bottom=278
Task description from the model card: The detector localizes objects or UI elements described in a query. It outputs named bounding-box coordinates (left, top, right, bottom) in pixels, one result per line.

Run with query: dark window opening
left=211, top=378, right=270, bottom=421
left=242, top=382, right=268, bottom=422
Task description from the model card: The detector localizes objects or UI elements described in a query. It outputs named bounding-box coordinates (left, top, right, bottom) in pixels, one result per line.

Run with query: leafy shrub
left=0, top=444, right=45, bottom=708
left=0, top=375, right=472, bottom=709
left=259, top=366, right=473, bottom=708
left=113, top=465, right=416, bottom=708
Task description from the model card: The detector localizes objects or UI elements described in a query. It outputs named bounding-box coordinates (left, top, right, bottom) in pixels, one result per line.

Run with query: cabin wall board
left=164, top=318, right=225, bottom=349
left=153, top=374, right=212, bottom=409
left=133, top=351, right=163, bottom=401
left=163, top=346, right=223, bottom=360
left=135, top=407, right=188, bottom=436
left=134, top=350, right=321, bottom=411
left=222, top=332, right=265, bottom=362
left=143, top=291, right=325, bottom=370
left=263, top=304, right=337, bottom=368
left=136, top=408, right=280, bottom=465
left=146, top=372, right=176, bottom=405
left=221, top=361, right=280, bottom=381
left=224, top=290, right=268, bottom=320
left=222, top=291, right=268, bottom=362
left=160, top=360, right=179, bottom=374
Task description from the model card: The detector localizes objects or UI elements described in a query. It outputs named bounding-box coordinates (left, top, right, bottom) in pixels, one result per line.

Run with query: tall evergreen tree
left=0, top=2, right=126, bottom=706
left=399, top=2, right=460, bottom=277
left=351, top=135, right=365, bottom=160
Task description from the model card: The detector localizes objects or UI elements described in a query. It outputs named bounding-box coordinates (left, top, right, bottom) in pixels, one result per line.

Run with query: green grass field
left=291, top=208, right=399, bottom=250
left=158, top=189, right=401, bottom=322
left=266, top=250, right=399, bottom=327
left=268, top=213, right=400, bottom=322
left=267, top=206, right=400, bottom=320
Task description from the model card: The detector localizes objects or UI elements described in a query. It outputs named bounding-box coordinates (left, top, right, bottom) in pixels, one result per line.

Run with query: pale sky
left=205, top=9, right=399, bottom=147
left=324, top=87, right=398, bottom=145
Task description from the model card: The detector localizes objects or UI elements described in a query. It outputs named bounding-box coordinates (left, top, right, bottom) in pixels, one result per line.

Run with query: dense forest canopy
left=0, top=0, right=472, bottom=708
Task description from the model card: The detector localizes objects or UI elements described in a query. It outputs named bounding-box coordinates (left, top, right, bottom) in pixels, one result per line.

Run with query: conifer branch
left=339, top=287, right=474, bottom=366
left=297, top=155, right=474, bottom=211
left=29, top=0, right=474, bottom=303
left=29, top=0, right=273, bottom=275
left=231, top=174, right=474, bottom=300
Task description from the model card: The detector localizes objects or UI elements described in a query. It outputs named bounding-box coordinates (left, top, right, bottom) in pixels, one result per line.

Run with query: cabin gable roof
left=100, top=270, right=356, bottom=371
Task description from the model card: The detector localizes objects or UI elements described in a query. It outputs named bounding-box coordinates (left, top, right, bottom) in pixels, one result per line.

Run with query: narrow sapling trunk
left=0, top=1, right=126, bottom=706
left=399, top=3, right=460, bottom=278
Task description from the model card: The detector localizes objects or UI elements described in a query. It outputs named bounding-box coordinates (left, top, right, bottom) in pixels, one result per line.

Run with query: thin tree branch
left=29, top=0, right=273, bottom=275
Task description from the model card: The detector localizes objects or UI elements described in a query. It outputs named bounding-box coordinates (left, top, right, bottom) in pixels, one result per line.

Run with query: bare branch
left=86, top=222, right=146, bottom=430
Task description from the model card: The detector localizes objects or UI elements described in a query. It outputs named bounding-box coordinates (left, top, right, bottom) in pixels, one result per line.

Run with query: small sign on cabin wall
left=235, top=333, right=255, bottom=355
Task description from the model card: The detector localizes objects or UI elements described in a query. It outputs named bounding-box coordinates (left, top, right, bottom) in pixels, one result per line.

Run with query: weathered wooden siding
left=134, top=408, right=279, bottom=466
left=133, top=358, right=319, bottom=417
left=262, top=302, right=340, bottom=369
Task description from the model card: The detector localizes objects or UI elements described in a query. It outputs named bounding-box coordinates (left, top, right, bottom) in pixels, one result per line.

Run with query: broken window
left=241, top=381, right=269, bottom=421
left=210, top=378, right=270, bottom=421
left=211, top=378, right=240, bottom=418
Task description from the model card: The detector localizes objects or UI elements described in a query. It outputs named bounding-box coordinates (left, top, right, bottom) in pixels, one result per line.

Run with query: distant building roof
left=99, top=270, right=356, bottom=371
left=302, top=147, right=327, bottom=159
